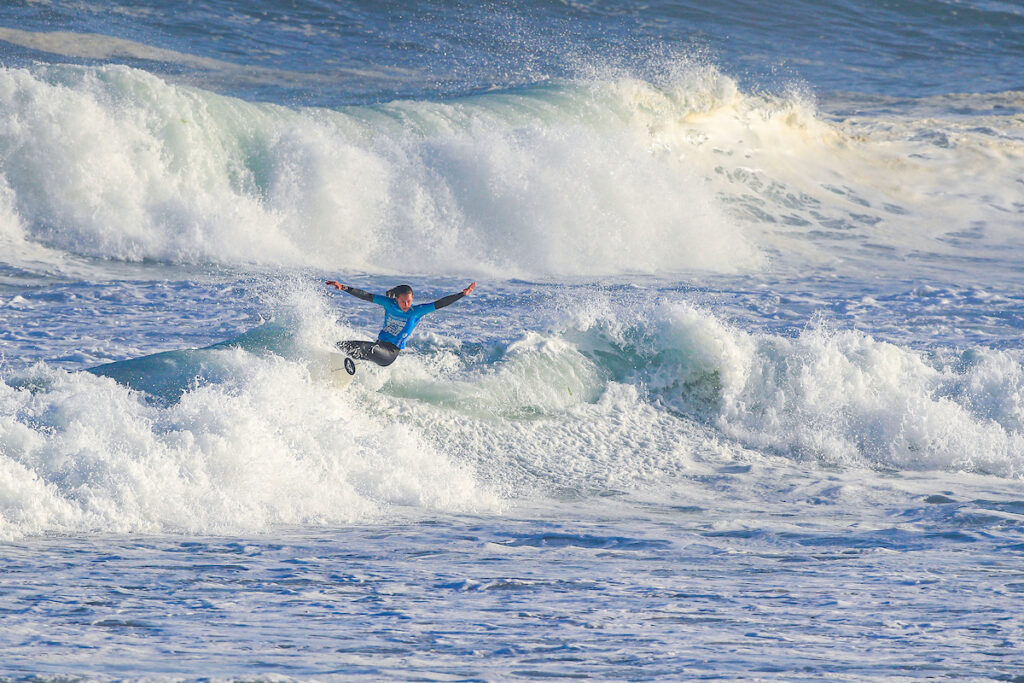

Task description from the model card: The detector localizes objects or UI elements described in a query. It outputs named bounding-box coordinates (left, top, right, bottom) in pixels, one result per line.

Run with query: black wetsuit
left=336, top=287, right=467, bottom=367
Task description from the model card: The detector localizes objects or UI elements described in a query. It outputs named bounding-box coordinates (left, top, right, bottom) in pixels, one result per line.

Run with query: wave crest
left=570, top=302, right=1024, bottom=477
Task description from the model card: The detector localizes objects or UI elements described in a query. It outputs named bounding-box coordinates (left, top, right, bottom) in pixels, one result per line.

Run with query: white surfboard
left=328, top=352, right=357, bottom=389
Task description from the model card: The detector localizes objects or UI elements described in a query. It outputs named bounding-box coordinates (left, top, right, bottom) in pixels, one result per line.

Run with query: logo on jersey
left=383, top=314, right=407, bottom=337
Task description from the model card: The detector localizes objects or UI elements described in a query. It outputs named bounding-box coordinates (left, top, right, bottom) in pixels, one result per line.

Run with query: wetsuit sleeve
left=432, top=291, right=466, bottom=310
left=342, top=286, right=375, bottom=303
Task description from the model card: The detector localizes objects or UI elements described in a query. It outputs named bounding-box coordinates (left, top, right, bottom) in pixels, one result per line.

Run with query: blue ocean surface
left=1, top=0, right=1023, bottom=680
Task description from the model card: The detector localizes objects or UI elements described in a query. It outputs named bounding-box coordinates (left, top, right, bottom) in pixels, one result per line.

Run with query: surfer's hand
left=463, top=282, right=476, bottom=296
left=326, top=280, right=347, bottom=291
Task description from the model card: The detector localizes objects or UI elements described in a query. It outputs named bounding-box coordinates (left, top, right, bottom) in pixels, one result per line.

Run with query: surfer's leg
left=336, top=340, right=376, bottom=360
left=368, top=341, right=401, bottom=367
left=336, top=340, right=400, bottom=367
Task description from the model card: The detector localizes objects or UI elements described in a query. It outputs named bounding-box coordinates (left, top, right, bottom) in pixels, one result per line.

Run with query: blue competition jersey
left=372, top=295, right=436, bottom=348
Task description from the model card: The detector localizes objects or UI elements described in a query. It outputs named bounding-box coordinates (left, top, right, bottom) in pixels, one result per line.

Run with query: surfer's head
left=386, top=284, right=414, bottom=311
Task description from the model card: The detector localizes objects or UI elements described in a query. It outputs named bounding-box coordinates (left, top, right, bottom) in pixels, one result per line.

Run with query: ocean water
left=1, top=0, right=1024, bottom=679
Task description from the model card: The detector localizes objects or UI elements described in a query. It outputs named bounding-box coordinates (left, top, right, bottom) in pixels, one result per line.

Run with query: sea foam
left=565, top=301, right=1024, bottom=478
left=0, top=351, right=498, bottom=540
left=3, top=285, right=1023, bottom=541
left=2, top=60, right=1024, bottom=280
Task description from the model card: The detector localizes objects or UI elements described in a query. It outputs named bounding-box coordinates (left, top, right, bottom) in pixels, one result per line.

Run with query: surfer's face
left=396, top=292, right=413, bottom=311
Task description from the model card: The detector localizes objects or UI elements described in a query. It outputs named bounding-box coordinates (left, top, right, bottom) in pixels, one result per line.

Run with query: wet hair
left=385, top=284, right=414, bottom=299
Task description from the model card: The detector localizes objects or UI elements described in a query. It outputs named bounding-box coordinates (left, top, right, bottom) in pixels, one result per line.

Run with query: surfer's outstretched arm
left=432, top=282, right=477, bottom=310
left=326, top=281, right=375, bottom=303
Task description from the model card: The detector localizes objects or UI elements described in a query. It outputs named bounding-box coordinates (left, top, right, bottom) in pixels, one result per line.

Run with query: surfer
left=325, top=280, right=477, bottom=367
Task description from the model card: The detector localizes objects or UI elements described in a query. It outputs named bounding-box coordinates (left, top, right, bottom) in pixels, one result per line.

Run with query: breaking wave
left=2, top=291, right=1022, bottom=540
left=2, top=63, right=1021, bottom=278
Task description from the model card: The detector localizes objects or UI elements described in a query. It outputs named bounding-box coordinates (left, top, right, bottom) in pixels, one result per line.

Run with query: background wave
left=2, top=63, right=1022, bottom=278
